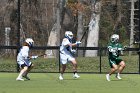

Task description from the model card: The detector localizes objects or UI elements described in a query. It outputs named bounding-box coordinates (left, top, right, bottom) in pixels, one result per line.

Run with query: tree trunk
left=77, top=11, right=84, bottom=56
left=85, top=1, right=101, bottom=57
left=46, top=0, right=63, bottom=58
left=129, top=0, right=135, bottom=56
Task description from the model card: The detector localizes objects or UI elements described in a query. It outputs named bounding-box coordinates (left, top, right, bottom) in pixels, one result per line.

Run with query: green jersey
left=107, top=42, right=124, bottom=68
left=107, top=42, right=123, bottom=60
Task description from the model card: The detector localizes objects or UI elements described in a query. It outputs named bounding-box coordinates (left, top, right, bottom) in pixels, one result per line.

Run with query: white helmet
left=65, top=31, right=73, bottom=40
left=25, top=38, right=34, bottom=47
left=110, top=34, right=119, bottom=43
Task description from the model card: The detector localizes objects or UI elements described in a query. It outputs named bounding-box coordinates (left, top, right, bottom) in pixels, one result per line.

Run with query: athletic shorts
left=109, top=58, right=123, bottom=68
left=17, top=59, right=32, bottom=68
left=60, top=53, right=75, bottom=64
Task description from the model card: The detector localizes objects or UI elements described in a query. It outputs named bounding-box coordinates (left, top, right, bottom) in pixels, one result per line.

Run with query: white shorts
left=17, top=59, right=32, bottom=68
left=60, top=53, right=75, bottom=64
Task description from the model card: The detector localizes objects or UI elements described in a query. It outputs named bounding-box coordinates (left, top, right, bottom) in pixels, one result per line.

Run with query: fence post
left=138, top=1, right=140, bottom=74
left=59, top=48, right=61, bottom=73
left=99, top=47, right=102, bottom=73
left=16, top=0, right=20, bottom=72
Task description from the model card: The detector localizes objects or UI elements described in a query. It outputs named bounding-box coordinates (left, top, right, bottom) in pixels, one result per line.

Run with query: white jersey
left=17, top=46, right=31, bottom=67
left=60, top=38, right=73, bottom=55
left=60, top=38, right=75, bottom=64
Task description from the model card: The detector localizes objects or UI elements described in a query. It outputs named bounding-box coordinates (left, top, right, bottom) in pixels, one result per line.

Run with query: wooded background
left=0, top=0, right=139, bottom=57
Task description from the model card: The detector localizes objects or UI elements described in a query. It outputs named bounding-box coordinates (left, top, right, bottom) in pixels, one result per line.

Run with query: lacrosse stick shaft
left=75, top=31, right=87, bottom=52
left=30, top=54, right=46, bottom=60
left=38, top=54, right=46, bottom=57
left=79, top=26, right=89, bottom=41
left=80, top=31, right=87, bottom=42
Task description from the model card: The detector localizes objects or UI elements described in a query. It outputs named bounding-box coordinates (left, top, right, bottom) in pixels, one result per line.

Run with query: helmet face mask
left=111, top=34, right=119, bottom=43
left=25, top=38, right=34, bottom=47
left=65, top=31, right=73, bottom=40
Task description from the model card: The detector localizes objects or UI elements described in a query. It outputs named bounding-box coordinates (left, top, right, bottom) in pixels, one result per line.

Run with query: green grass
left=0, top=73, right=140, bottom=93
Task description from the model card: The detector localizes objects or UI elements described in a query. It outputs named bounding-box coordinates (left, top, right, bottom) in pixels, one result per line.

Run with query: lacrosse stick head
left=110, top=34, right=119, bottom=44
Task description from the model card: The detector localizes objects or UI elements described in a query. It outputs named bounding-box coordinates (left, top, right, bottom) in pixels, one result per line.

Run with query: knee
left=114, top=67, right=118, bottom=70
left=28, top=64, right=34, bottom=70
left=23, top=66, right=28, bottom=71
left=122, top=64, right=126, bottom=68
left=31, top=64, right=34, bottom=68
left=73, top=62, right=77, bottom=66
left=120, top=61, right=126, bottom=67
left=62, top=64, right=66, bottom=68
left=123, top=63, right=126, bottom=67
left=72, top=60, right=77, bottom=65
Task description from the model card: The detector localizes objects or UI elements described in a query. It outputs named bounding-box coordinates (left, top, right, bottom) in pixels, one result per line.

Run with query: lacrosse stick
left=73, top=30, right=88, bottom=56
left=38, top=54, right=47, bottom=57
left=45, top=50, right=54, bottom=56
left=79, top=26, right=89, bottom=42
left=44, top=50, right=55, bottom=58
left=123, top=41, right=139, bottom=50
left=80, top=31, right=87, bottom=42
left=30, top=54, right=47, bottom=60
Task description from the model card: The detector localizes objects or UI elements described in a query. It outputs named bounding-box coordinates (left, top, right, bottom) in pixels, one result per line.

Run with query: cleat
left=106, top=74, right=110, bottom=81
left=23, top=75, right=30, bottom=80
left=73, top=73, right=80, bottom=78
left=59, top=75, right=63, bottom=80
left=16, top=78, right=24, bottom=81
left=116, top=74, right=122, bottom=80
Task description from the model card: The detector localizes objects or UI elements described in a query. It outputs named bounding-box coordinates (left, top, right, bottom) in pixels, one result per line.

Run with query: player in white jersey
left=59, top=31, right=81, bottom=80
left=16, top=38, right=38, bottom=81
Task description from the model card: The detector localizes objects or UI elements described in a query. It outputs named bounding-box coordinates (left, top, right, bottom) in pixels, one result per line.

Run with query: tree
left=46, top=0, right=63, bottom=57
left=129, top=0, right=137, bottom=55
left=85, top=0, right=101, bottom=57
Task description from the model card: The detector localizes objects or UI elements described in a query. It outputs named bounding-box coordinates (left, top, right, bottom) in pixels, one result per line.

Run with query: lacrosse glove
left=75, top=41, right=81, bottom=46
left=31, top=55, right=38, bottom=59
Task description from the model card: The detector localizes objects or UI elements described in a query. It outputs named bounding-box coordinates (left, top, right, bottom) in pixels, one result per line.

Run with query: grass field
left=0, top=73, right=140, bottom=93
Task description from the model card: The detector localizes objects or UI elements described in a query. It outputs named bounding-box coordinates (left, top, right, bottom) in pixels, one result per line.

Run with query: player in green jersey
left=106, top=34, right=126, bottom=81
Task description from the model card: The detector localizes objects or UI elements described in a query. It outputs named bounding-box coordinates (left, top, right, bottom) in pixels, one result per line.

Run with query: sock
left=60, top=73, right=63, bottom=76
left=73, top=71, right=77, bottom=74
left=117, top=73, right=120, bottom=76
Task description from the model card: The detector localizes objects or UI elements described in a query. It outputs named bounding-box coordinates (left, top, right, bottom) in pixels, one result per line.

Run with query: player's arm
left=21, top=47, right=38, bottom=60
left=108, top=46, right=115, bottom=53
left=68, top=41, right=81, bottom=47
left=117, top=44, right=126, bottom=55
left=63, top=38, right=81, bottom=47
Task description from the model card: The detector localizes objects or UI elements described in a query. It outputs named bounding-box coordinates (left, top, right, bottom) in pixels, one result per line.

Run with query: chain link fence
left=0, top=0, right=139, bottom=73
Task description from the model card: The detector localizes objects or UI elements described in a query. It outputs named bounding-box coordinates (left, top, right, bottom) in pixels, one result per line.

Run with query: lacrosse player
left=59, top=31, right=81, bottom=80
left=16, top=38, right=38, bottom=81
left=106, top=34, right=126, bottom=81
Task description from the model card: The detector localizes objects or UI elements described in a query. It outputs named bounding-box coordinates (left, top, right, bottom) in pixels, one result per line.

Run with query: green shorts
left=109, top=58, right=123, bottom=68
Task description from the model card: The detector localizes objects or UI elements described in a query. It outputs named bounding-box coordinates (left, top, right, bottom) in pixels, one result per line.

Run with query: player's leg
left=16, top=64, right=28, bottom=81
left=106, top=62, right=118, bottom=81
left=59, top=54, right=67, bottom=80
left=22, top=63, right=34, bottom=80
left=109, top=64, right=118, bottom=75
left=61, top=64, right=66, bottom=74
left=116, top=61, right=125, bottom=79
left=27, top=63, right=34, bottom=72
left=59, top=64, right=66, bottom=80
left=71, top=59, right=80, bottom=78
left=118, top=61, right=125, bottom=73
